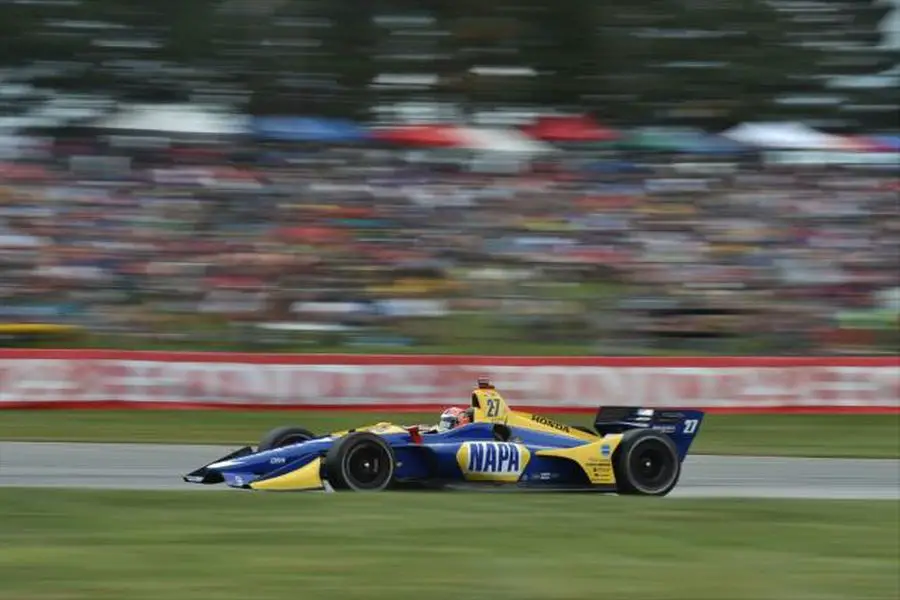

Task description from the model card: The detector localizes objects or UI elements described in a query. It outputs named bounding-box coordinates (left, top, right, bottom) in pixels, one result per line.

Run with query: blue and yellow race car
left=184, top=379, right=704, bottom=496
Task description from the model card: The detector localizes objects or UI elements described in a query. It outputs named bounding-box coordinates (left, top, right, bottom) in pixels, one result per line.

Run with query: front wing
left=183, top=447, right=328, bottom=491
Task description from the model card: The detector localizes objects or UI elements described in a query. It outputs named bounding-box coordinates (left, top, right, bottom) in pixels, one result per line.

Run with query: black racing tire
left=612, top=429, right=681, bottom=496
left=257, top=426, right=317, bottom=452
left=324, top=432, right=396, bottom=492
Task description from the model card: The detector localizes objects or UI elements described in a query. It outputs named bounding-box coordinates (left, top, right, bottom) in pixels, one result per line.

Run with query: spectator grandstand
left=0, top=133, right=897, bottom=355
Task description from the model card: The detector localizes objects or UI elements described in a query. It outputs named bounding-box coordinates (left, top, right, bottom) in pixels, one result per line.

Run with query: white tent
left=455, top=127, right=557, bottom=154
left=721, top=122, right=855, bottom=150
left=875, top=287, right=900, bottom=312
left=92, top=104, right=250, bottom=136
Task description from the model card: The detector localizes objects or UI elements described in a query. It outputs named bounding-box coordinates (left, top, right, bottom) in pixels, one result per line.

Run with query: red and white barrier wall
left=0, top=351, right=897, bottom=413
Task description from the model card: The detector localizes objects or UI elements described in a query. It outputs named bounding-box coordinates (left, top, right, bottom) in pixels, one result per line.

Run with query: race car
left=183, top=378, right=705, bottom=496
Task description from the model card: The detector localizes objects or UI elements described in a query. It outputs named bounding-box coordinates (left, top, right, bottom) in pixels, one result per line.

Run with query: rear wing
left=594, top=406, right=705, bottom=460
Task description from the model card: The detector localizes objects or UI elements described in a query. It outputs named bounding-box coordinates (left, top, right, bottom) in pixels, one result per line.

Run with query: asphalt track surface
left=0, top=442, right=898, bottom=499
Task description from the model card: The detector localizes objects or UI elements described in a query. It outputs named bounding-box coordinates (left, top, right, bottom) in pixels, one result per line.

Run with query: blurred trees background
left=1, top=0, right=896, bottom=130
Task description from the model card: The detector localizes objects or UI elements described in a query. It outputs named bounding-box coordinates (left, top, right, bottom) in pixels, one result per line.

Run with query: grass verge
left=0, top=489, right=897, bottom=600
left=1, top=411, right=898, bottom=458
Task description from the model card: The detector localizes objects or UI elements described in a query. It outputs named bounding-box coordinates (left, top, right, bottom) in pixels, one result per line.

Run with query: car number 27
left=683, top=419, right=699, bottom=435
left=486, top=397, right=500, bottom=417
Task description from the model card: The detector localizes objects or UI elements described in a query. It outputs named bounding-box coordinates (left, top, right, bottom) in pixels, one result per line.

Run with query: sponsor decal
left=270, top=457, right=287, bottom=465
left=468, top=442, right=520, bottom=473
left=582, top=458, right=614, bottom=484
left=659, top=411, right=685, bottom=420
left=456, top=442, right=530, bottom=481
left=530, top=414, right=571, bottom=433
left=593, top=463, right=613, bottom=484
left=365, top=423, right=398, bottom=434
left=600, top=444, right=611, bottom=458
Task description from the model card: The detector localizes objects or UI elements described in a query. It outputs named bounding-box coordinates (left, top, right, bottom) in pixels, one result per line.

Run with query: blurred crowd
left=1, top=137, right=898, bottom=355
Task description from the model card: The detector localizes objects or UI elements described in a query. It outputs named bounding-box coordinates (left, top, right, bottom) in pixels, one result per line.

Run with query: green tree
left=4, top=0, right=892, bottom=129
left=0, top=0, right=219, bottom=103
left=583, top=0, right=831, bottom=127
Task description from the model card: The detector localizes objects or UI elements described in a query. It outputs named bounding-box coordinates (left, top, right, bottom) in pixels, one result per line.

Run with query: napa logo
left=456, top=442, right=531, bottom=482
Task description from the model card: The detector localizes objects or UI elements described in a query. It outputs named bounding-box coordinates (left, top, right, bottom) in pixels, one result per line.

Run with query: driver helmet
left=438, top=406, right=472, bottom=432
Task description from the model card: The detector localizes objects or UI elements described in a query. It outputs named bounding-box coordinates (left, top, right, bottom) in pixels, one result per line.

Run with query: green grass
left=1, top=411, right=898, bottom=458
left=0, top=489, right=896, bottom=600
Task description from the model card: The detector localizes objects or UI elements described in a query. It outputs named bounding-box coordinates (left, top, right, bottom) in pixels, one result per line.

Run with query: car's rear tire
left=613, top=429, right=681, bottom=496
left=257, top=426, right=317, bottom=452
left=324, top=432, right=395, bottom=492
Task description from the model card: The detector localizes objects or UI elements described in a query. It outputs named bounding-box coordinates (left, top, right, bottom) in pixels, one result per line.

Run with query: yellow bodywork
left=329, top=422, right=408, bottom=437
left=470, top=387, right=598, bottom=442
left=250, top=457, right=324, bottom=491
left=535, top=436, right=623, bottom=485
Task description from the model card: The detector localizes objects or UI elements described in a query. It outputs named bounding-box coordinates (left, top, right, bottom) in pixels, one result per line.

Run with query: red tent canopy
left=0, top=163, right=54, bottom=181
left=851, top=136, right=896, bottom=152
left=370, top=125, right=464, bottom=147
left=523, top=115, right=619, bottom=142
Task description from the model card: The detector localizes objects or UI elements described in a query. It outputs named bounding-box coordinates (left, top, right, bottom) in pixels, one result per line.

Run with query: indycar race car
left=184, top=379, right=705, bottom=496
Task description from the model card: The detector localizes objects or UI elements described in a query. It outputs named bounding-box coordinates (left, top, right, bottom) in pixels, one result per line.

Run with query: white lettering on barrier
left=0, top=359, right=897, bottom=408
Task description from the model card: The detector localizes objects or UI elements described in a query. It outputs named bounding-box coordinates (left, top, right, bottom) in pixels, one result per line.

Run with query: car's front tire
left=613, top=429, right=681, bottom=496
left=324, top=432, right=395, bottom=492
left=257, top=426, right=317, bottom=452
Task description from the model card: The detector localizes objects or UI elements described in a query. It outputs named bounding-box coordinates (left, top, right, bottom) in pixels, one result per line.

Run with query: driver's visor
left=438, top=415, right=457, bottom=431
